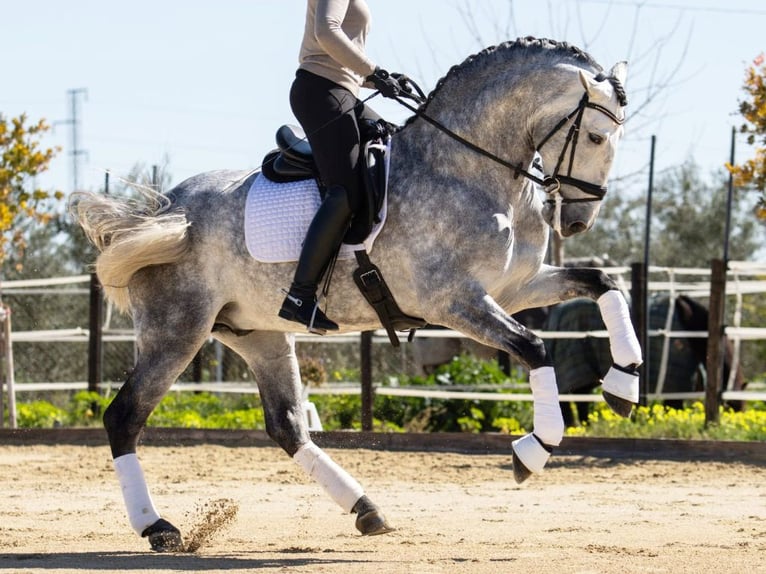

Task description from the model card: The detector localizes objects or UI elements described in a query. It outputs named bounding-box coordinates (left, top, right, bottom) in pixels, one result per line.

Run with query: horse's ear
left=578, top=69, right=597, bottom=96
left=609, top=61, right=628, bottom=85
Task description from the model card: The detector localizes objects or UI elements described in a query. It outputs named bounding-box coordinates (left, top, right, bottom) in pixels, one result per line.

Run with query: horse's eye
left=588, top=132, right=604, bottom=145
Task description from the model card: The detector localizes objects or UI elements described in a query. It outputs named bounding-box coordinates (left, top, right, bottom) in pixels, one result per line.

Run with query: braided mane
left=403, top=36, right=626, bottom=129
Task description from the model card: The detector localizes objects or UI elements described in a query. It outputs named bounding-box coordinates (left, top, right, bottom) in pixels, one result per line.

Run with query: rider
left=278, top=0, right=404, bottom=333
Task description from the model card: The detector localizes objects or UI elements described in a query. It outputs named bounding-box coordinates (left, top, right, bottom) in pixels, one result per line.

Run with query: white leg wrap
left=602, top=365, right=640, bottom=403
left=598, top=290, right=643, bottom=367
left=113, top=453, right=161, bottom=535
left=294, top=442, right=365, bottom=513
left=512, top=433, right=551, bottom=474
left=529, top=366, right=565, bottom=447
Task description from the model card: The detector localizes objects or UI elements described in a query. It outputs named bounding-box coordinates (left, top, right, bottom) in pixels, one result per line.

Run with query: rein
left=389, top=76, right=625, bottom=205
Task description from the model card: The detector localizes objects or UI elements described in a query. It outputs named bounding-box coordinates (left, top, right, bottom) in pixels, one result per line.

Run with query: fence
left=2, top=261, right=766, bottom=428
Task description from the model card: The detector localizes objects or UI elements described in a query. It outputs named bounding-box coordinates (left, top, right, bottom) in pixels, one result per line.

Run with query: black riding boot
left=279, top=185, right=352, bottom=334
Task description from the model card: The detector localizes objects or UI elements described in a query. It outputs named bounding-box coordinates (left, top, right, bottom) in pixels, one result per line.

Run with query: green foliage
left=0, top=113, right=62, bottom=266
left=68, top=391, right=112, bottom=427
left=16, top=400, right=66, bottom=428
left=566, top=160, right=762, bottom=266
left=649, top=162, right=759, bottom=266
left=146, top=392, right=266, bottom=429
left=728, top=54, right=766, bottom=216
left=398, top=354, right=512, bottom=387
left=6, top=355, right=764, bottom=442
left=374, top=354, right=533, bottom=433
left=565, top=401, right=766, bottom=441
left=492, top=416, right=528, bottom=435
left=312, top=394, right=362, bottom=430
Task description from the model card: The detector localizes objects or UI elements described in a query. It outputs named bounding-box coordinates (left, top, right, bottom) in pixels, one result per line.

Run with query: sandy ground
left=0, top=442, right=764, bottom=574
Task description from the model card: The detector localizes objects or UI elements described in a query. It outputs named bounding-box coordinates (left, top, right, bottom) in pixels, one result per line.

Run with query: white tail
left=70, top=189, right=190, bottom=313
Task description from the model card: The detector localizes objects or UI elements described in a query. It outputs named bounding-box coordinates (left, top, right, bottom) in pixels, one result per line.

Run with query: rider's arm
left=314, top=0, right=376, bottom=79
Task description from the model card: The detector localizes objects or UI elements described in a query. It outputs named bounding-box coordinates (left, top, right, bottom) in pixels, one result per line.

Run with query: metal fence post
left=631, top=262, right=648, bottom=406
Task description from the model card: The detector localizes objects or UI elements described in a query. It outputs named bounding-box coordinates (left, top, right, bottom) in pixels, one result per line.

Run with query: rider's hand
left=367, top=67, right=401, bottom=99
left=390, top=73, right=411, bottom=93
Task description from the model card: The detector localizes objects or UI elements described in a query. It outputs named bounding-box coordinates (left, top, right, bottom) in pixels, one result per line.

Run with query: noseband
left=534, top=92, right=625, bottom=204
left=392, top=77, right=625, bottom=205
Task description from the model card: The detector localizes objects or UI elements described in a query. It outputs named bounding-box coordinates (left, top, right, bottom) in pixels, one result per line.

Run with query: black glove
left=390, top=73, right=414, bottom=94
left=366, top=67, right=401, bottom=99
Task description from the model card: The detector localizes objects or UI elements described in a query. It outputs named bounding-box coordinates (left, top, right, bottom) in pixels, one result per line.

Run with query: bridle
left=390, top=75, right=625, bottom=206
left=533, top=91, right=625, bottom=202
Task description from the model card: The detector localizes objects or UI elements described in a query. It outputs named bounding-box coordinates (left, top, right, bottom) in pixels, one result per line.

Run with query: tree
left=3, top=161, right=173, bottom=386
left=649, top=162, right=759, bottom=266
left=728, top=54, right=766, bottom=219
left=0, top=113, right=62, bottom=268
left=566, top=160, right=761, bottom=267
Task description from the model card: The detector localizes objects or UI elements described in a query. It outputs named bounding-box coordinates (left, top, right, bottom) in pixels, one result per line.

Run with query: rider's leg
left=278, top=71, right=366, bottom=333
left=279, top=184, right=352, bottom=333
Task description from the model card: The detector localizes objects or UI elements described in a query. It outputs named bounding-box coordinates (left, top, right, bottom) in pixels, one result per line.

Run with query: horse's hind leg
left=104, top=298, right=213, bottom=552
left=219, top=329, right=393, bottom=535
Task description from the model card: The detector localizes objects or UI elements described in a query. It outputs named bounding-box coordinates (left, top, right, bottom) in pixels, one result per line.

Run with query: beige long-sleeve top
left=298, top=0, right=377, bottom=95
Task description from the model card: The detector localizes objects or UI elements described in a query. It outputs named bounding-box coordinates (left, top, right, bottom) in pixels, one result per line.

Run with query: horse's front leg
left=437, top=289, right=565, bottom=484
left=221, top=329, right=394, bottom=536
left=596, top=288, right=643, bottom=415
left=516, top=266, right=643, bottom=416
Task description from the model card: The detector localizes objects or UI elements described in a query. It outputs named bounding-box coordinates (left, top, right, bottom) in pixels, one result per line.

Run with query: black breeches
left=290, top=69, right=381, bottom=212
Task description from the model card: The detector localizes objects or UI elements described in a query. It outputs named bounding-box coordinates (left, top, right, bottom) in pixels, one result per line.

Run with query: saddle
left=261, top=125, right=317, bottom=183
left=261, top=124, right=426, bottom=346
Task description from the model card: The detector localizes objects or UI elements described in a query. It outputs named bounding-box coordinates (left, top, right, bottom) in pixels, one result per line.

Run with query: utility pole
left=57, top=88, right=88, bottom=191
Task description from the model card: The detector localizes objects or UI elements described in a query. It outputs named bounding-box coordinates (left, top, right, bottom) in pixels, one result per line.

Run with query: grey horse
left=71, top=37, right=640, bottom=551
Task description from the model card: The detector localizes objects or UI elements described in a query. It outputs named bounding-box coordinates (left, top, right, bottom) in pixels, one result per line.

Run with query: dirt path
left=0, top=443, right=764, bottom=573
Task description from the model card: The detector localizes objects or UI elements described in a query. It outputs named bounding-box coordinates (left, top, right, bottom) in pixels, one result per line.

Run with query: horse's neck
left=389, top=121, right=549, bottom=300
left=390, top=120, right=534, bottom=209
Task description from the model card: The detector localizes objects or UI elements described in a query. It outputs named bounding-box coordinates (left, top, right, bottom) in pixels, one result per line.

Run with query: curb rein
left=389, top=75, right=625, bottom=205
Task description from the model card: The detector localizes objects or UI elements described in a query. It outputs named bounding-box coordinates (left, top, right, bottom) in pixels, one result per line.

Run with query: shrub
left=67, top=391, right=112, bottom=427
left=146, top=392, right=266, bottom=429
left=16, top=400, right=66, bottom=428
left=5, top=353, right=764, bottom=442
left=565, top=401, right=766, bottom=441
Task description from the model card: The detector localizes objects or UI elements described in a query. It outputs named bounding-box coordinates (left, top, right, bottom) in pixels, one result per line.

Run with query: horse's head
left=536, top=61, right=628, bottom=237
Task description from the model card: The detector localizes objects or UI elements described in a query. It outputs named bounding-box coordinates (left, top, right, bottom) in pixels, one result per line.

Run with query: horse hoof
left=352, top=495, right=395, bottom=536
left=142, top=518, right=184, bottom=552
left=603, top=391, right=634, bottom=417
left=511, top=449, right=533, bottom=484
left=511, top=433, right=553, bottom=484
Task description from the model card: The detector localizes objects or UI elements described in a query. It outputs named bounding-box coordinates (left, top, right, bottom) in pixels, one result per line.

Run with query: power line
left=580, top=0, right=766, bottom=16
left=55, top=88, right=88, bottom=191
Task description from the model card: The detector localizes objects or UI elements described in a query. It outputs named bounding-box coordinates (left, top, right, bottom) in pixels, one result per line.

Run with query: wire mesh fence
left=1, top=276, right=427, bottom=388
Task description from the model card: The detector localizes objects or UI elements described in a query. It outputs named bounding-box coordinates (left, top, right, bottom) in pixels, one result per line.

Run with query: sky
left=3, top=0, right=766, bottom=198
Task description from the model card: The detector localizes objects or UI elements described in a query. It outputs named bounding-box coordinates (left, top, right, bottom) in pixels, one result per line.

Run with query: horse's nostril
left=569, top=221, right=587, bottom=234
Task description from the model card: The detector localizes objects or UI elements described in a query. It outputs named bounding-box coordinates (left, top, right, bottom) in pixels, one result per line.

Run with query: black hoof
left=142, top=518, right=183, bottom=552
left=603, top=391, right=635, bottom=417
left=511, top=449, right=533, bottom=485
left=352, top=495, right=395, bottom=536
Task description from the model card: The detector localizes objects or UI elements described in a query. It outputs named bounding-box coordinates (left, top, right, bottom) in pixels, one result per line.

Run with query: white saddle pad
left=244, top=174, right=387, bottom=263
